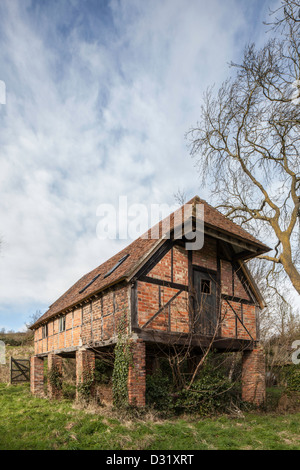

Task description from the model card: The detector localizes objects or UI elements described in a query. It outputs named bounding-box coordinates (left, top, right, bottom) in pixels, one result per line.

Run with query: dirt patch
left=277, top=392, right=300, bottom=413
left=95, top=384, right=113, bottom=406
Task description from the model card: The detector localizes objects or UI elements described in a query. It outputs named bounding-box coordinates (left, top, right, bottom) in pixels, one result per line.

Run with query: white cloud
left=0, top=0, right=280, bottom=329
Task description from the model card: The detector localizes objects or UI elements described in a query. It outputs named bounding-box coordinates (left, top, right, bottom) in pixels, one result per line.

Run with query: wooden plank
left=224, top=298, right=255, bottom=341
left=132, top=327, right=254, bottom=351
left=133, top=239, right=173, bottom=280
left=171, top=246, right=174, bottom=282
left=139, top=275, right=188, bottom=292
left=192, top=265, right=218, bottom=276
left=233, top=261, right=258, bottom=305
left=10, top=357, right=30, bottom=383
left=131, top=282, right=138, bottom=329
left=101, top=296, right=104, bottom=340
left=221, top=294, right=255, bottom=306
left=90, top=302, right=93, bottom=343
left=113, top=292, right=116, bottom=336
left=141, top=289, right=183, bottom=329
left=204, top=225, right=260, bottom=253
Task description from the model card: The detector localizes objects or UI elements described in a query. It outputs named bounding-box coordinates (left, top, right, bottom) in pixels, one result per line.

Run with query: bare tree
left=26, top=310, right=43, bottom=330
left=173, top=188, right=187, bottom=206
left=188, top=0, right=300, bottom=295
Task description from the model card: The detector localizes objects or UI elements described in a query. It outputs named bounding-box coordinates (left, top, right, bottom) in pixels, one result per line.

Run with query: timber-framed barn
left=30, top=196, right=270, bottom=406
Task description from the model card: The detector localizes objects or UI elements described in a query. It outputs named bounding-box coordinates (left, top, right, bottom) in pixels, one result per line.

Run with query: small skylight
left=104, top=254, right=130, bottom=279
left=79, top=273, right=101, bottom=294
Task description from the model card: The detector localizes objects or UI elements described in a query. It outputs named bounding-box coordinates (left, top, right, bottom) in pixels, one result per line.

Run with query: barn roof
left=31, top=196, right=270, bottom=328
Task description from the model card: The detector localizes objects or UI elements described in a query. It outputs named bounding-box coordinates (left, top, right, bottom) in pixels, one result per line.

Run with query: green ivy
left=146, top=372, right=173, bottom=411
left=175, top=365, right=235, bottom=415
left=284, top=365, right=300, bottom=391
left=94, top=358, right=113, bottom=385
left=77, top=369, right=95, bottom=403
left=112, top=330, right=133, bottom=408
left=48, top=365, right=63, bottom=392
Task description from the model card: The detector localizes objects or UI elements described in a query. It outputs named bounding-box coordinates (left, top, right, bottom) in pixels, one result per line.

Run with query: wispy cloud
left=0, top=0, right=275, bottom=329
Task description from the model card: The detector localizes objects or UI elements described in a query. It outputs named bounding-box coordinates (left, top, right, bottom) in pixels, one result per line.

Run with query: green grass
left=0, top=383, right=300, bottom=450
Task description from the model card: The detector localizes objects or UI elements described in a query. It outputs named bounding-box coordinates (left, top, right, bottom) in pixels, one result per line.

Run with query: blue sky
left=0, top=0, right=279, bottom=331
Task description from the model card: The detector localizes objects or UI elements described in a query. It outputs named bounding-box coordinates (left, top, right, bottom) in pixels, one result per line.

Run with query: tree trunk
left=280, top=247, right=300, bottom=295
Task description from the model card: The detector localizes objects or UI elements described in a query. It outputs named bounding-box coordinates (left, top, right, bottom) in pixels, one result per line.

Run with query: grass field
left=0, top=383, right=300, bottom=450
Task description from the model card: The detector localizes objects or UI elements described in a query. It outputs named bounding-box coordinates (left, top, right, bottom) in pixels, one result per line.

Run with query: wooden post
left=9, top=356, right=12, bottom=385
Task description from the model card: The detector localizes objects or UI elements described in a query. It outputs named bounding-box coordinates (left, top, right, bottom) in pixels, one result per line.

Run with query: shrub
left=146, top=372, right=173, bottom=411
left=48, top=365, right=63, bottom=392
left=94, top=359, right=112, bottom=385
left=145, top=356, right=238, bottom=416
left=62, top=383, right=76, bottom=400
left=284, top=365, right=300, bottom=392
left=174, top=365, right=236, bottom=415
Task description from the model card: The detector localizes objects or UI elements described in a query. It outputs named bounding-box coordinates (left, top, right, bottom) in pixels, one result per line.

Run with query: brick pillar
left=128, top=339, right=146, bottom=407
left=76, top=349, right=95, bottom=400
left=48, top=354, right=63, bottom=399
left=30, top=356, right=44, bottom=396
left=242, top=346, right=266, bottom=405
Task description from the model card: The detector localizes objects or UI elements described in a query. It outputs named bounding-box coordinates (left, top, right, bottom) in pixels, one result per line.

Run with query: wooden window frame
left=42, top=324, right=48, bottom=339
left=59, top=315, right=66, bottom=333
left=201, top=279, right=211, bottom=295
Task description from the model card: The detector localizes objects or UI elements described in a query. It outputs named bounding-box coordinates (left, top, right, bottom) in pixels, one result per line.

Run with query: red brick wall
left=193, top=237, right=217, bottom=271
left=137, top=281, right=189, bottom=333
left=242, top=347, right=266, bottom=404
left=34, top=236, right=258, bottom=351
left=48, top=354, right=63, bottom=399
left=30, top=356, right=44, bottom=395
left=147, top=250, right=172, bottom=281
left=128, top=339, right=146, bottom=406
left=76, top=350, right=95, bottom=384
left=34, top=284, right=129, bottom=355
left=173, top=245, right=189, bottom=285
left=137, top=237, right=257, bottom=340
left=221, top=300, right=257, bottom=340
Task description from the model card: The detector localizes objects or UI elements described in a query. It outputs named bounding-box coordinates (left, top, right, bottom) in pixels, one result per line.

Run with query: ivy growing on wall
left=48, top=365, right=63, bottom=393
left=77, top=368, right=95, bottom=403
left=284, top=365, right=300, bottom=392
left=112, top=314, right=133, bottom=408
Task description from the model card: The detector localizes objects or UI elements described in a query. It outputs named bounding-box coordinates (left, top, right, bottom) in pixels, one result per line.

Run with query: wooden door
left=193, top=270, right=217, bottom=336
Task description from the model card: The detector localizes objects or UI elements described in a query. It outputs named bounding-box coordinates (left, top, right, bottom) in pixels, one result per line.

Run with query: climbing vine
left=112, top=314, right=133, bottom=408
left=77, top=368, right=95, bottom=403
left=48, top=365, right=63, bottom=392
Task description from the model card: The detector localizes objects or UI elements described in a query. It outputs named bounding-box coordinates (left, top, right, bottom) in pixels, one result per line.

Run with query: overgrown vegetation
left=94, top=358, right=113, bottom=385
left=48, top=365, right=63, bottom=393
left=110, top=315, right=133, bottom=408
left=146, top=354, right=241, bottom=416
left=77, top=369, right=96, bottom=404
left=112, top=335, right=132, bottom=408
left=175, top=365, right=237, bottom=415
left=0, top=331, right=33, bottom=347
left=0, top=383, right=300, bottom=450
left=283, top=365, right=300, bottom=392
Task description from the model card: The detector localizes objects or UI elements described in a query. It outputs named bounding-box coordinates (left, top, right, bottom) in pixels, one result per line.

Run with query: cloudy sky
left=0, top=0, right=279, bottom=330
